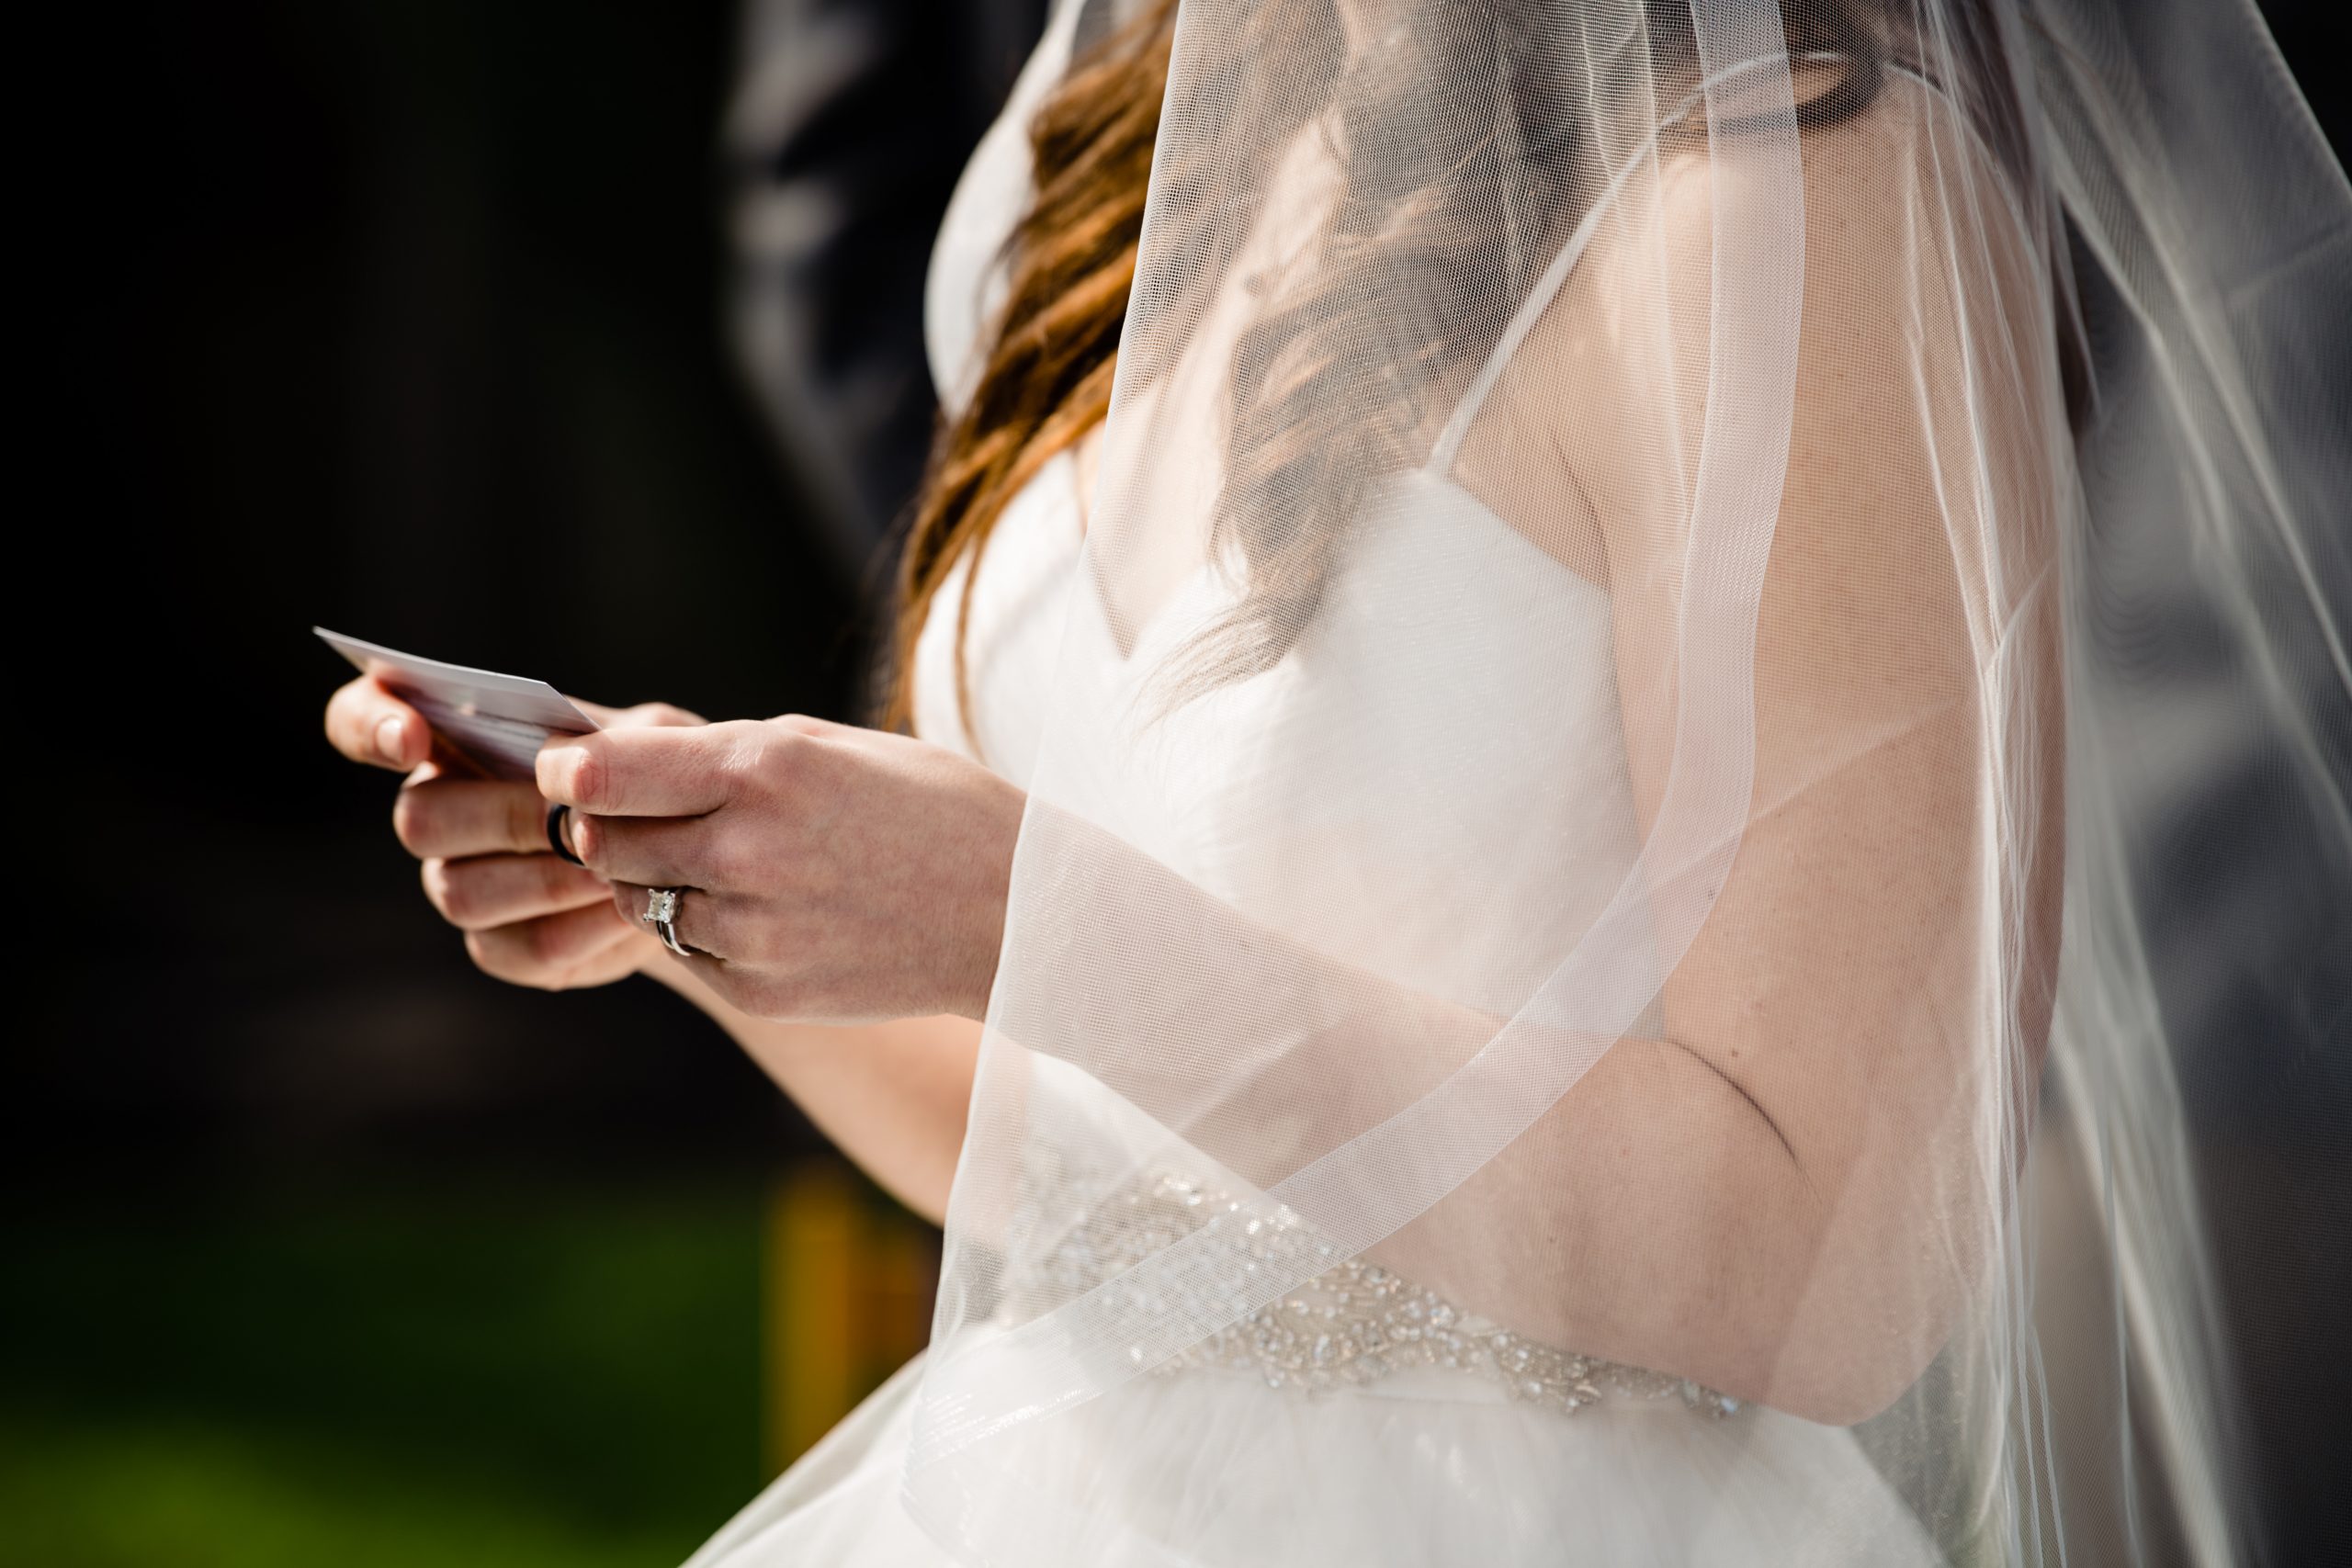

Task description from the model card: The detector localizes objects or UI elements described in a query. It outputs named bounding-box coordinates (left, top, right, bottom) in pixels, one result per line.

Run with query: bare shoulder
left=1471, top=68, right=2053, bottom=561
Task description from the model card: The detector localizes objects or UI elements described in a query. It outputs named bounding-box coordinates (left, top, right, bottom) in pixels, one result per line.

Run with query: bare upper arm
left=1457, top=76, right=2065, bottom=1381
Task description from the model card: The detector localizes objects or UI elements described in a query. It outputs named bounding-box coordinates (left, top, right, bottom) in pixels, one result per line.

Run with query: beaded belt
left=1006, top=1165, right=1743, bottom=1418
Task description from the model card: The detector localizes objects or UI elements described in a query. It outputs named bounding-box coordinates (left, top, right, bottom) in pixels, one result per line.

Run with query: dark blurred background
left=8, top=2, right=2346, bottom=1565
left=16, top=1, right=1040, bottom=1562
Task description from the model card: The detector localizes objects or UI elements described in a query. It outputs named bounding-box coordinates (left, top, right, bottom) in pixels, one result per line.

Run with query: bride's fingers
left=575, top=699, right=707, bottom=731
left=422, top=852, right=612, bottom=931
left=325, top=677, right=428, bottom=771
left=567, top=811, right=711, bottom=889
left=463, top=901, right=639, bottom=987
left=396, top=776, right=561, bottom=860
left=551, top=922, right=659, bottom=989
left=537, top=725, right=739, bottom=817
left=608, top=880, right=732, bottom=963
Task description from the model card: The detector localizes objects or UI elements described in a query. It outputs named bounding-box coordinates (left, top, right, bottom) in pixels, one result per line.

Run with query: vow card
left=316, top=626, right=599, bottom=781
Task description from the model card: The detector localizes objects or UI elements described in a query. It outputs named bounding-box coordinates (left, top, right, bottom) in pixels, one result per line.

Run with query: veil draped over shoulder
left=901, top=2, right=2351, bottom=1562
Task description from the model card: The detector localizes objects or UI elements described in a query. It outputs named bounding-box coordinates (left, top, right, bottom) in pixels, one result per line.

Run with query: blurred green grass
left=0, top=1182, right=764, bottom=1568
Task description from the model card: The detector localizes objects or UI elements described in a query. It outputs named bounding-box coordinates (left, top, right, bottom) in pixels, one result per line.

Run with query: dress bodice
left=910, top=0, right=1680, bottom=1418
left=912, top=23, right=1653, bottom=1010
left=918, top=466, right=1649, bottom=1019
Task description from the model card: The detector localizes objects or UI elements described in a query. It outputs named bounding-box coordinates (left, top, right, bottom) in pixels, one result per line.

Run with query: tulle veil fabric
left=896, top=2, right=2351, bottom=1563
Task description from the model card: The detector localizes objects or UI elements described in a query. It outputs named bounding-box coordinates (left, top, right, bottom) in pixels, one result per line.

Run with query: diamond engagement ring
left=641, top=886, right=695, bottom=957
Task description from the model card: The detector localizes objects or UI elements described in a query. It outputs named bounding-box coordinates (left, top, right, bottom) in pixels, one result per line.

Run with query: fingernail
left=376, top=715, right=409, bottom=764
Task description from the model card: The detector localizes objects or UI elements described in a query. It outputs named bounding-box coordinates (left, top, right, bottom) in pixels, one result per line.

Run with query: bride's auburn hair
left=883, top=0, right=1182, bottom=742
left=884, top=1, right=2030, bottom=739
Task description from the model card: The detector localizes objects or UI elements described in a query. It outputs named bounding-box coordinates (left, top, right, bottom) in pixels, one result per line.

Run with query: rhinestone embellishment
left=1012, top=1168, right=1742, bottom=1419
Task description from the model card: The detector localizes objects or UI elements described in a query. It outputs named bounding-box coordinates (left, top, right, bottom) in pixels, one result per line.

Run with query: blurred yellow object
left=764, top=1163, right=936, bottom=1473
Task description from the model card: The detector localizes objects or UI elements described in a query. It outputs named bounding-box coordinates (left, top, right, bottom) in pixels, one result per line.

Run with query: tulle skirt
left=684, top=1348, right=1944, bottom=1567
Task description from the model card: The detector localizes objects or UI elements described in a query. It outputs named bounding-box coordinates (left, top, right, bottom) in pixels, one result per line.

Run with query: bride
left=323, top=1, right=2349, bottom=1563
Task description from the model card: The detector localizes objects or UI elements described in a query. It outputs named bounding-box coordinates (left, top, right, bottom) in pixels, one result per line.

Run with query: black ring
left=546, top=803, right=584, bottom=865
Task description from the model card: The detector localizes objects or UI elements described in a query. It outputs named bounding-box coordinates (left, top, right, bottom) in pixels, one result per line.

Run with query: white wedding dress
left=683, top=7, right=1947, bottom=1565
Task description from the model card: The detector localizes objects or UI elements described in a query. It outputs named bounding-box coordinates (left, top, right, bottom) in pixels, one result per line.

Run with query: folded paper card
left=316, top=627, right=598, bottom=781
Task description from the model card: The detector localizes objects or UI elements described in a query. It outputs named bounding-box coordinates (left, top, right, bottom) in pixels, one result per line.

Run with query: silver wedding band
left=641, top=886, right=695, bottom=957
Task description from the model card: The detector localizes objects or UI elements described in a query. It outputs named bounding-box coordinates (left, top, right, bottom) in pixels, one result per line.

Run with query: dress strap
left=1421, top=167, right=1632, bottom=476
left=1423, top=53, right=1837, bottom=476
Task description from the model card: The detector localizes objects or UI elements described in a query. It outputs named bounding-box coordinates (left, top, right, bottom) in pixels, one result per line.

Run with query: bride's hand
left=323, top=675, right=703, bottom=990
left=537, top=716, right=1023, bottom=1024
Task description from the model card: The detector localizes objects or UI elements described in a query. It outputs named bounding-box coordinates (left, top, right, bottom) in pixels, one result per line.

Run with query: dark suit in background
left=724, top=0, right=1052, bottom=584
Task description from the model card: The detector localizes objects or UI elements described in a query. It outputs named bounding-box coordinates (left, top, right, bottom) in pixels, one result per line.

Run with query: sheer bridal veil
left=904, top=2, right=2349, bottom=1563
